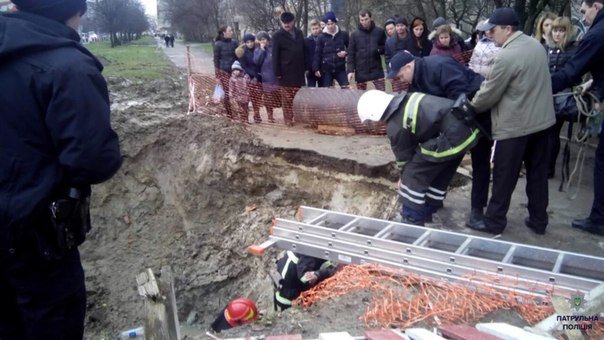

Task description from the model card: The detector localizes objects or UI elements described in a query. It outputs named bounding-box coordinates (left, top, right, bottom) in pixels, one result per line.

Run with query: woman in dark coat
left=403, top=17, right=432, bottom=57
left=545, top=16, right=580, bottom=178
left=213, top=26, right=238, bottom=118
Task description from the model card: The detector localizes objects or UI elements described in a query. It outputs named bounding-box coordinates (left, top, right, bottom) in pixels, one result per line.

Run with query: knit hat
left=395, top=17, right=408, bottom=26
left=280, top=12, right=295, bottom=23
left=232, top=60, right=244, bottom=72
left=256, top=31, right=270, bottom=41
left=323, top=11, right=337, bottom=23
left=243, top=33, right=256, bottom=42
left=432, top=17, right=447, bottom=29
left=384, top=17, right=396, bottom=26
left=13, top=0, right=87, bottom=23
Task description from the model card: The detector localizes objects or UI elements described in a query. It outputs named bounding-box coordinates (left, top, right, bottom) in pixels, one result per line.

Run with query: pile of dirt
left=82, top=72, right=400, bottom=338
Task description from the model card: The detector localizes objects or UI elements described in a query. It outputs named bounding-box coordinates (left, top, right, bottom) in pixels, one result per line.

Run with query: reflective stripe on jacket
left=386, top=92, right=478, bottom=165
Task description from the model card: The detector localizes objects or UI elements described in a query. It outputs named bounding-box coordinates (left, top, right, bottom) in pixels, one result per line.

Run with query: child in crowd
left=430, top=25, right=462, bottom=57
left=229, top=61, right=251, bottom=123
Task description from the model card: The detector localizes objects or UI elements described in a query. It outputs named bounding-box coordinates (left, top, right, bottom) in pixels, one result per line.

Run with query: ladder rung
left=553, top=253, right=565, bottom=273
left=502, top=245, right=516, bottom=263
left=455, top=237, right=473, bottom=254
left=339, top=217, right=360, bottom=232
left=374, top=224, right=394, bottom=238
left=412, top=230, right=431, bottom=246
left=307, top=212, right=327, bottom=225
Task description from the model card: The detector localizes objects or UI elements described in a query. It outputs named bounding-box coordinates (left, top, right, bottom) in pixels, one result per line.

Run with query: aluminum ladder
left=250, top=206, right=604, bottom=296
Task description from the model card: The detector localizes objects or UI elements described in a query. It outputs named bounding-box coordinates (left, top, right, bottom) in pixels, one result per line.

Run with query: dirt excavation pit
left=82, top=71, right=601, bottom=339
left=82, top=73, right=411, bottom=338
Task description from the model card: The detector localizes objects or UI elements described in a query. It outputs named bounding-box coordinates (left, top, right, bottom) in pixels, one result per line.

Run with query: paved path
left=158, top=37, right=214, bottom=73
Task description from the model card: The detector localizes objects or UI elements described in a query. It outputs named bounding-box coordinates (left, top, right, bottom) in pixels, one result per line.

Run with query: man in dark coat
left=385, top=17, right=410, bottom=92
left=385, top=17, right=409, bottom=66
left=313, top=11, right=350, bottom=88
left=272, top=11, right=306, bottom=126
left=551, top=0, right=604, bottom=236
left=347, top=9, right=386, bottom=90
left=0, top=0, right=122, bottom=338
left=304, top=19, right=322, bottom=87
left=387, top=52, right=489, bottom=225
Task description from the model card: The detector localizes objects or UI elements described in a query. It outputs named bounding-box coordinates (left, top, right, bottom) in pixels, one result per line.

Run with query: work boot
left=571, top=218, right=604, bottom=236
left=465, top=208, right=484, bottom=229
left=402, top=214, right=424, bottom=226
left=524, top=217, right=546, bottom=235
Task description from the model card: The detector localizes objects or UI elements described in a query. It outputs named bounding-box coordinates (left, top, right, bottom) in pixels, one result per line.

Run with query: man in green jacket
left=469, top=8, right=555, bottom=235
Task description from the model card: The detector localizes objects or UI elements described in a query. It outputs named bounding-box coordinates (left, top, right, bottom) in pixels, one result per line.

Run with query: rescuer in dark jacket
left=387, top=51, right=491, bottom=228
left=0, top=1, right=122, bottom=338
left=358, top=89, right=478, bottom=225
left=274, top=251, right=337, bottom=310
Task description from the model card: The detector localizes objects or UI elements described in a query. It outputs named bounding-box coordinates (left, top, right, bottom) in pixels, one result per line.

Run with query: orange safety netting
left=186, top=49, right=474, bottom=135
left=294, top=264, right=603, bottom=338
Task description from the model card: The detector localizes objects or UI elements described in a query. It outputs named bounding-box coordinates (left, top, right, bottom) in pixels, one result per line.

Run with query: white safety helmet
left=357, top=90, right=395, bottom=122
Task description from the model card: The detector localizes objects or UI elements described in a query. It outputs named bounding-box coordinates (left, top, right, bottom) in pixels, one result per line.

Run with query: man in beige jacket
left=469, top=8, right=555, bottom=235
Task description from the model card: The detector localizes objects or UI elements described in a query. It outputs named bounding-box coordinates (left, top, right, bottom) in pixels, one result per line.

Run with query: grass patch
left=86, top=36, right=172, bottom=80
left=196, top=42, right=214, bottom=56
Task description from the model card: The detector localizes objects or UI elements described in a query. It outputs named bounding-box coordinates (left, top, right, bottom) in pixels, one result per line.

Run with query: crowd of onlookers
left=212, top=3, right=603, bottom=236
left=212, top=9, right=480, bottom=125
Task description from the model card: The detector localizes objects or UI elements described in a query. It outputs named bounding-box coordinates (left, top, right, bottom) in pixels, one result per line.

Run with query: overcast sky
left=141, top=0, right=157, bottom=16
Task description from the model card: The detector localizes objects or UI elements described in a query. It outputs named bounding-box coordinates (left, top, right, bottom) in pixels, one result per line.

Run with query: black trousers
left=0, top=237, right=86, bottom=340
left=400, top=154, right=464, bottom=220
left=484, top=129, right=550, bottom=230
left=589, top=135, right=604, bottom=224
left=546, top=117, right=566, bottom=177
left=470, top=113, right=494, bottom=209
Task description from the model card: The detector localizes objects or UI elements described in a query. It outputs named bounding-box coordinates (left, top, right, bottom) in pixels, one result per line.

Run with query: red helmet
left=224, top=298, right=259, bottom=327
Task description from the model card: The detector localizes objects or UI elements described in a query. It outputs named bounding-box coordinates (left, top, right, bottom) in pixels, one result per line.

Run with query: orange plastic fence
left=187, top=49, right=474, bottom=135
left=295, top=264, right=603, bottom=338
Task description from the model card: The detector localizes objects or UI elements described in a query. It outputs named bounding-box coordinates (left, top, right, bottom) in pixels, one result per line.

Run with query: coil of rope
left=554, top=86, right=602, bottom=199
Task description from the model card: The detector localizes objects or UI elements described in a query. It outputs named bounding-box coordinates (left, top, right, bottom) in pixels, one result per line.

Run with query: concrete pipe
left=292, top=87, right=385, bottom=135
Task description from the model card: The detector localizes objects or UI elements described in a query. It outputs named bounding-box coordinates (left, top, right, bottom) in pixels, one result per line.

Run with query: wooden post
left=136, top=267, right=181, bottom=340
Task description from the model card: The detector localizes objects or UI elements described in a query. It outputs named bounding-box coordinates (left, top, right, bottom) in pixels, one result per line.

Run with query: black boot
left=572, top=218, right=604, bottom=236
left=466, top=208, right=484, bottom=229
left=524, top=217, right=546, bottom=235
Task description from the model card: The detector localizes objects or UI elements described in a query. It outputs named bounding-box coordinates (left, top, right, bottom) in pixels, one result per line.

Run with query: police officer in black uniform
left=0, top=1, right=122, bottom=338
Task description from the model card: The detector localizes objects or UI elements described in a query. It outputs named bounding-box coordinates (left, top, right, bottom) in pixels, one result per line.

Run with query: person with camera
left=0, top=0, right=122, bottom=338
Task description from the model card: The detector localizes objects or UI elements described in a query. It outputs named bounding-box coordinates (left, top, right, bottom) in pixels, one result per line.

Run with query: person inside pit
left=357, top=89, right=479, bottom=226
left=210, top=298, right=259, bottom=333
left=274, top=251, right=338, bottom=311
